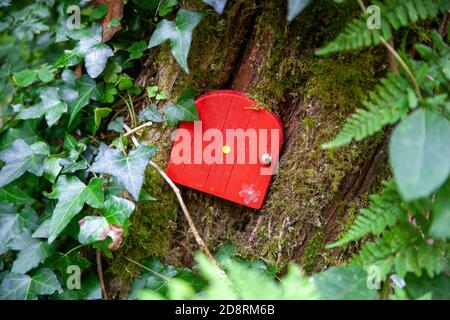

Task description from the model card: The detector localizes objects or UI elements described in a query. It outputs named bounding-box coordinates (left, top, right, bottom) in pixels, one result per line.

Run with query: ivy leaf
left=32, top=219, right=51, bottom=239
left=101, top=83, right=118, bottom=103
left=64, top=134, right=86, bottom=161
left=201, top=0, right=227, bottom=14
left=78, top=216, right=109, bottom=244
left=8, top=231, right=56, bottom=274
left=90, top=144, right=157, bottom=199
left=90, top=4, right=108, bottom=20
left=127, top=41, right=147, bottom=59
left=0, top=268, right=62, bottom=300
left=18, top=87, right=68, bottom=127
left=37, top=64, right=55, bottom=83
left=51, top=272, right=101, bottom=300
left=68, top=75, right=102, bottom=127
left=148, top=9, right=203, bottom=73
left=429, top=180, right=450, bottom=239
left=46, top=176, right=104, bottom=243
left=0, top=207, right=22, bottom=254
left=76, top=26, right=114, bottom=78
left=287, top=0, right=311, bottom=22
left=389, top=109, right=450, bottom=200
left=43, top=157, right=63, bottom=183
left=0, top=139, right=49, bottom=188
left=92, top=107, right=112, bottom=135
left=139, top=104, right=163, bottom=123
left=101, top=195, right=135, bottom=226
left=46, top=251, right=91, bottom=279
left=107, top=116, right=125, bottom=133
left=102, top=62, right=122, bottom=83
left=312, top=266, right=376, bottom=300
left=0, top=185, right=35, bottom=205
left=163, top=89, right=199, bottom=126
left=13, top=69, right=37, bottom=87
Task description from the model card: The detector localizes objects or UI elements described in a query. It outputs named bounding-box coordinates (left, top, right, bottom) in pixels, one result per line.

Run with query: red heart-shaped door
left=166, top=90, right=283, bottom=209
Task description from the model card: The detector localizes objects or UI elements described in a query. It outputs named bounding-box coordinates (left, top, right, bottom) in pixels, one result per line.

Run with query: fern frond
left=322, top=72, right=412, bottom=149
left=316, top=0, right=445, bottom=56
left=350, top=223, right=447, bottom=278
left=327, top=180, right=404, bottom=248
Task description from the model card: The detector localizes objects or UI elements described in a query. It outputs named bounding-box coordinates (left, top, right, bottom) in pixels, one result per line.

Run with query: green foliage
left=89, top=144, right=157, bottom=200
left=163, top=88, right=199, bottom=126
left=148, top=9, right=203, bottom=73
left=0, top=0, right=448, bottom=302
left=322, top=72, right=413, bottom=149
left=320, top=5, right=449, bottom=300
left=328, top=180, right=404, bottom=248
left=389, top=109, right=450, bottom=200
left=133, top=248, right=379, bottom=300
left=0, top=268, right=62, bottom=300
left=0, top=139, right=49, bottom=188
left=0, top=0, right=201, bottom=300
left=46, top=176, right=104, bottom=243
left=316, top=0, right=449, bottom=55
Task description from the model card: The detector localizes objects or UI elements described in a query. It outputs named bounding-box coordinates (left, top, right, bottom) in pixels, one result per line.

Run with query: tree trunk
left=106, top=0, right=390, bottom=299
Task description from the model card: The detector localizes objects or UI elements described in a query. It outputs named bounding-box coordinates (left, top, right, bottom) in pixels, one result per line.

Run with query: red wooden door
left=166, top=90, right=283, bottom=209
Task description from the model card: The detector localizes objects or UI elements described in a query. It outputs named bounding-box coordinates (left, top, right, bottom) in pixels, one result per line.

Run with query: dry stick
left=123, top=121, right=153, bottom=137
left=96, top=250, right=108, bottom=299
left=122, top=124, right=219, bottom=265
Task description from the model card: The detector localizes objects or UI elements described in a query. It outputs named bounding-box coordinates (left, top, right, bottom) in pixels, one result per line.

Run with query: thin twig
left=96, top=250, right=108, bottom=300
left=147, top=160, right=218, bottom=264
left=122, top=124, right=219, bottom=265
left=357, top=0, right=422, bottom=98
left=123, top=121, right=153, bottom=137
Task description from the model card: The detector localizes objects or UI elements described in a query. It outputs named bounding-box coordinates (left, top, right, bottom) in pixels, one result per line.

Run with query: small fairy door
left=166, top=90, right=283, bottom=209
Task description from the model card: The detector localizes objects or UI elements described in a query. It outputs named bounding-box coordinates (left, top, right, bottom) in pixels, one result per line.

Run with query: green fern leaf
left=350, top=222, right=447, bottom=278
left=316, top=0, right=445, bottom=56
left=327, top=180, right=404, bottom=248
left=322, top=72, right=412, bottom=149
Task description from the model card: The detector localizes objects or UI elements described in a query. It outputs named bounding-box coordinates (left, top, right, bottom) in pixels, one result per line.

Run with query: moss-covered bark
left=106, top=0, right=391, bottom=298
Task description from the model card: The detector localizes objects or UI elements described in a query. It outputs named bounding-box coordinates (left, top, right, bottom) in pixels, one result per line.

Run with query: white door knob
left=261, top=153, right=272, bottom=164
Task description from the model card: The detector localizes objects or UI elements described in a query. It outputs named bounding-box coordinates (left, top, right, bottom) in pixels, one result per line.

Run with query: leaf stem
left=356, top=0, right=422, bottom=99
left=96, top=250, right=108, bottom=300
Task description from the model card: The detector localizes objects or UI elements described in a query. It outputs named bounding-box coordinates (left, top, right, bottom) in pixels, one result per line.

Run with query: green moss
left=301, top=231, right=325, bottom=273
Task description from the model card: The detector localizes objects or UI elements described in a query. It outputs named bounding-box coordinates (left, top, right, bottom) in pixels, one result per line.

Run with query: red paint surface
left=166, top=90, right=283, bottom=209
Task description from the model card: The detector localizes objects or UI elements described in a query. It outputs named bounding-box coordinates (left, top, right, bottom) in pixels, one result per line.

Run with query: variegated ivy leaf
left=8, top=231, right=56, bottom=274
left=0, top=205, right=38, bottom=254
left=0, top=185, right=35, bottom=205
left=68, top=75, right=102, bottom=127
left=287, top=0, right=311, bottom=22
left=148, top=9, right=203, bottom=73
left=75, top=25, right=114, bottom=78
left=201, top=0, right=227, bottom=14
left=163, top=88, right=199, bottom=127
left=101, top=195, right=135, bottom=226
left=138, top=104, right=163, bottom=123
left=78, top=216, right=109, bottom=244
left=0, top=268, right=62, bottom=300
left=18, top=87, right=67, bottom=127
left=78, top=216, right=124, bottom=251
left=0, top=139, right=49, bottom=189
left=89, top=144, right=157, bottom=200
left=46, top=176, right=104, bottom=243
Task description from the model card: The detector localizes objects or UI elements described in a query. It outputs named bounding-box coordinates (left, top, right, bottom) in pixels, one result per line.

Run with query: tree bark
left=107, top=0, right=390, bottom=298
